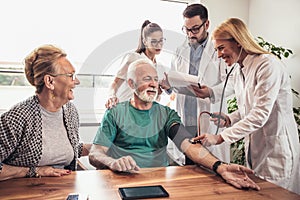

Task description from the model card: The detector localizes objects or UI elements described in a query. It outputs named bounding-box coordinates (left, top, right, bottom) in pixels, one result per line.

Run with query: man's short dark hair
left=183, top=3, right=208, bottom=21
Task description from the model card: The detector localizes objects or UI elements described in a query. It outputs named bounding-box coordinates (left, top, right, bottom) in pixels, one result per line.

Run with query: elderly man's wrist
left=212, top=161, right=228, bottom=176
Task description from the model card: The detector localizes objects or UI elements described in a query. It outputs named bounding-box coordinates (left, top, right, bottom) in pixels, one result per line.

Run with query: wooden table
left=0, top=165, right=299, bottom=200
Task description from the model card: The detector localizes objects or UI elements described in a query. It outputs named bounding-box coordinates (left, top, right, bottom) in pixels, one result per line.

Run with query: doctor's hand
left=192, top=134, right=224, bottom=147
left=105, top=96, right=119, bottom=109
left=107, top=156, right=140, bottom=172
left=210, top=112, right=231, bottom=128
left=159, top=72, right=171, bottom=90
left=190, top=85, right=211, bottom=99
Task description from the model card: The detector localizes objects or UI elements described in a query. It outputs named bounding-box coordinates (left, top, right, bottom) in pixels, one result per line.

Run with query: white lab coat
left=171, top=38, right=231, bottom=162
left=221, top=54, right=300, bottom=193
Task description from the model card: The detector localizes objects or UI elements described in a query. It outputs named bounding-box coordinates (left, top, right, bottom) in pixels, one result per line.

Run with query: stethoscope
left=214, top=47, right=243, bottom=134
left=190, top=47, right=243, bottom=144
left=196, top=47, right=243, bottom=136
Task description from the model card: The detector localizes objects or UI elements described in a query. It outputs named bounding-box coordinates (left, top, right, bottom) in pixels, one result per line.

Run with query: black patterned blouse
left=0, top=95, right=82, bottom=170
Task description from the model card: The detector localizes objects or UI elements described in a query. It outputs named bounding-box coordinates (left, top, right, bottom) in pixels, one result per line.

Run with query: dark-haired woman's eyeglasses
left=149, top=38, right=166, bottom=46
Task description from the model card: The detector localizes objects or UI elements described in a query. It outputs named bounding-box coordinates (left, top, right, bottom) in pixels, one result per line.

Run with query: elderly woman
left=0, top=44, right=89, bottom=181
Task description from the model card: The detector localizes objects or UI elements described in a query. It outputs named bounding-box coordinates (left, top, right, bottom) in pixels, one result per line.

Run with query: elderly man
left=89, top=58, right=260, bottom=190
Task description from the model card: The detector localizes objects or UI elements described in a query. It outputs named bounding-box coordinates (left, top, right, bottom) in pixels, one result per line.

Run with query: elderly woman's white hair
left=127, top=58, right=156, bottom=82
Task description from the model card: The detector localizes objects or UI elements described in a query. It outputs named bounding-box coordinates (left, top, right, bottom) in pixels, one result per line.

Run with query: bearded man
left=88, top=58, right=260, bottom=191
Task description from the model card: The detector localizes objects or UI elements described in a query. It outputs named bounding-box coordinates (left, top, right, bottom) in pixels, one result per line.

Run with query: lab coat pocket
left=263, top=134, right=293, bottom=179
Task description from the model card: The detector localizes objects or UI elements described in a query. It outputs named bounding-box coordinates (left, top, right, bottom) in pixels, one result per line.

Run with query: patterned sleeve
left=78, top=142, right=83, bottom=158
left=0, top=109, right=24, bottom=163
left=64, top=102, right=81, bottom=158
left=0, top=113, right=13, bottom=163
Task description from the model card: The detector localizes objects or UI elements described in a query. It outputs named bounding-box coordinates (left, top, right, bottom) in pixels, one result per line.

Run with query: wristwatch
left=26, top=166, right=39, bottom=178
left=212, top=161, right=226, bottom=176
left=0, top=162, right=3, bottom=174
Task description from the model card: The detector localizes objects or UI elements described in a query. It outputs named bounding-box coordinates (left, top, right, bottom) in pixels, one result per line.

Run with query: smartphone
left=118, top=185, right=169, bottom=200
left=66, top=193, right=89, bottom=200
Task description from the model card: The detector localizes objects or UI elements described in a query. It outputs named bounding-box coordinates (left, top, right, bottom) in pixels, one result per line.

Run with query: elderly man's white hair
left=127, top=58, right=156, bottom=82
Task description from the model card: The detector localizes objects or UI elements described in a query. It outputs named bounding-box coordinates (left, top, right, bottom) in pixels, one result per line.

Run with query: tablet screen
left=118, top=185, right=169, bottom=199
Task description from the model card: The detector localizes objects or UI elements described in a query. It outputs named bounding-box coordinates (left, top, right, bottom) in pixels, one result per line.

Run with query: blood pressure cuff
left=169, top=123, right=193, bottom=151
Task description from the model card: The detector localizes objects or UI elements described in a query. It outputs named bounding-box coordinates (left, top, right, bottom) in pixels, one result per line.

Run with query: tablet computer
left=118, top=185, right=169, bottom=199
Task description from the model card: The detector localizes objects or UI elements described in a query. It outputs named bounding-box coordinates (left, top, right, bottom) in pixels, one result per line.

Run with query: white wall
left=0, top=0, right=186, bottom=64
left=201, top=0, right=249, bottom=32
left=249, top=0, right=300, bottom=106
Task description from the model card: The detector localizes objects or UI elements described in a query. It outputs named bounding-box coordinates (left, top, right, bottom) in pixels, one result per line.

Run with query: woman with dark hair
left=105, top=20, right=167, bottom=108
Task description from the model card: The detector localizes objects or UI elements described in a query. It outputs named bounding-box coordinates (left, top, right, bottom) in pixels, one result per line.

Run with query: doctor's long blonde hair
left=212, top=18, right=269, bottom=55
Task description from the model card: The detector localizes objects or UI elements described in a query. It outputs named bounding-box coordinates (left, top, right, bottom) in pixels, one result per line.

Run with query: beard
left=188, top=32, right=208, bottom=46
left=188, top=37, right=198, bottom=44
left=134, top=87, right=158, bottom=103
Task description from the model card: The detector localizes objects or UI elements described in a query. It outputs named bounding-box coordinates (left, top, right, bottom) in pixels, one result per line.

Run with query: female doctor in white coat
left=195, top=18, right=299, bottom=194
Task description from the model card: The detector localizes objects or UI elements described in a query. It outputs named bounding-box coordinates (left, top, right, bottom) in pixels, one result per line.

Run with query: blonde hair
left=24, top=44, right=66, bottom=93
left=212, top=18, right=269, bottom=55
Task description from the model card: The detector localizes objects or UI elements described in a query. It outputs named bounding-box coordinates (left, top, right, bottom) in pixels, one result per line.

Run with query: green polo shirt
left=93, top=101, right=182, bottom=168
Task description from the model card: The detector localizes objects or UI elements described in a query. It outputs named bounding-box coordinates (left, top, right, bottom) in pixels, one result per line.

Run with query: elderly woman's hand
left=36, top=166, right=72, bottom=177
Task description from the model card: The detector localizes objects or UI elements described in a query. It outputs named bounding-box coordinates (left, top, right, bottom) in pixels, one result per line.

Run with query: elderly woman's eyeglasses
left=49, top=73, right=77, bottom=81
left=182, top=20, right=207, bottom=34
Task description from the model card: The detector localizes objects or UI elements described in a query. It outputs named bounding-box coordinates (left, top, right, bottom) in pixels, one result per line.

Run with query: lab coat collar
left=198, top=36, right=217, bottom=77
left=241, top=54, right=255, bottom=69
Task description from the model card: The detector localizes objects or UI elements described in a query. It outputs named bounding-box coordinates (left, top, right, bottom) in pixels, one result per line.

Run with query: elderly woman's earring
left=51, top=90, right=55, bottom=100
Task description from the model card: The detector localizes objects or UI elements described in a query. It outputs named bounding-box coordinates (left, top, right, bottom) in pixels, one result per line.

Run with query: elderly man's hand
left=107, top=156, right=140, bottom=172
left=217, top=163, right=260, bottom=190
